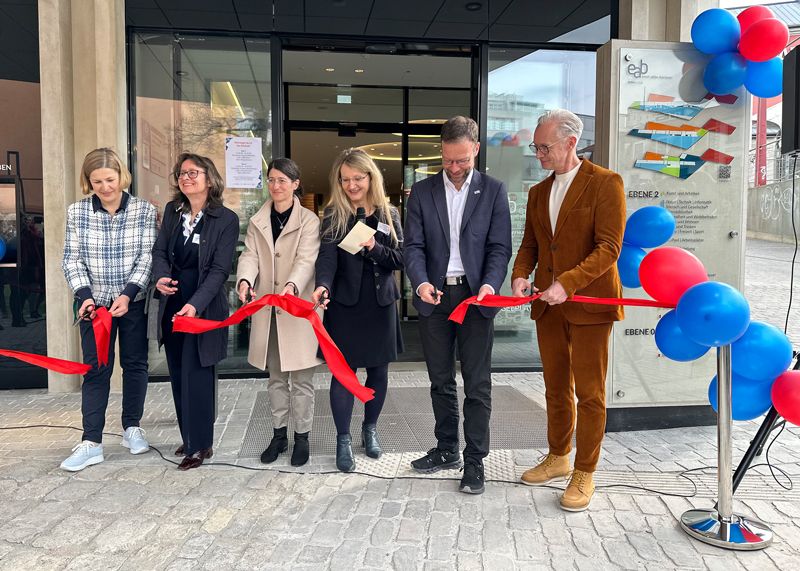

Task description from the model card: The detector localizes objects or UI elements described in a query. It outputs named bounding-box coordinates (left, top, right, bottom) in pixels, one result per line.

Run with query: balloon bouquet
left=618, top=205, right=800, bottom=426
left=692, top=6, right=789, bottom=99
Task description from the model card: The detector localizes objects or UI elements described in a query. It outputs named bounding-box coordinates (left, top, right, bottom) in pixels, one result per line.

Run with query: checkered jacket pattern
left=62, top=194, right=158, bottom=306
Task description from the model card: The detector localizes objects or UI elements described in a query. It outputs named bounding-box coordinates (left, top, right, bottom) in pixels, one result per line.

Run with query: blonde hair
left=79, top=148, right=132, bottom=195
left=323, top=148, right=398, bottom=245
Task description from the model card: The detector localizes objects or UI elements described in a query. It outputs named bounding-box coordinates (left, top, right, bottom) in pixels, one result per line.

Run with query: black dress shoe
left=336, top=434, right=355, bottom=472
left=291, top=432, right=310, bottom=466
left=411, top=448, right=462, bottom=473
left=361, top=424, right=383, bottom=459
left=261, top=427, right=288, bottom=464
left=459, top=460, right=485, bottom=494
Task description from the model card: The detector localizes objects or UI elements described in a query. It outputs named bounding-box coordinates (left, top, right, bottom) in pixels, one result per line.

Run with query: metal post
left=680, top=345, right=773, bottom=550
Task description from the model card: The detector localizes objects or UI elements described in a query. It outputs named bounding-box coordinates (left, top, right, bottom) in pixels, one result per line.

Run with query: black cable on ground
left=1, top=423, right=795, bottom=500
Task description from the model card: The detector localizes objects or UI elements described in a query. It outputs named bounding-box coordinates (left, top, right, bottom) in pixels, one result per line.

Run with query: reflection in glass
left=487, top=48, right=597, bottom=368
left=132, top=33, right=271, bottom=376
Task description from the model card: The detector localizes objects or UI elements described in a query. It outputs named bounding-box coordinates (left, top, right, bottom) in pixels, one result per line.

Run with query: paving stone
left=627, top=532, right=667, bottom=562
left=176, top=531, right=215, bottom=560
left=482, top=519, right=513, bottom=555
left=513, top=530, right=548, bottom=561
left=509, top=505, right=540, bottom=531
left=371, top=518, right=395, bottom=546
left=397, top=518, right=426, bottom=543
left=32, top=512, right=108, bottom=551
left=480, top=552, right=515, bottom=570
left=426, top=535, right=455, bottom=561
left=660, top=540, right=706, bottom=569
left=310, top=521, right=343, bottom=547
left=570, top=527, right=604, bottom=559
left=364, top=546, right=392, bottom=568
left=64, top=552, right=126, bottom=571
left=380, top=501, right=403, bottom=518
left=392, top=545, right=421, bottom=571
left=404, top=499, right=432, bottom=520
left=329, top=539, right=365, bottom=569
left=602, top=538, right=645, bottom=570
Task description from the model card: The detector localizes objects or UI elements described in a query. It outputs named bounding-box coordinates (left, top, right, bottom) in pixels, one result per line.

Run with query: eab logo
left=627, top=59, right=648, bottom=79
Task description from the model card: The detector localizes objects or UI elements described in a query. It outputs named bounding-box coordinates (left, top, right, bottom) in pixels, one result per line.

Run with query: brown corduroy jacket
left=511, top=159, right=626, bottom=324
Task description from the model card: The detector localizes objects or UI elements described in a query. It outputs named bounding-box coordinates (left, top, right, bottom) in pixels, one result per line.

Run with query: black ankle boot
left=291, top=432, right=310, bottom=466
left=336, top=434, right=355, bottom=472
left=361, top=423, right=383, bottom=459
left=261, top=427, right=288, bottom=464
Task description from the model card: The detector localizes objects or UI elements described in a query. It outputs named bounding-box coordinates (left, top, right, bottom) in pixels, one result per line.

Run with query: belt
left=444, top=275, right=467, bottom=286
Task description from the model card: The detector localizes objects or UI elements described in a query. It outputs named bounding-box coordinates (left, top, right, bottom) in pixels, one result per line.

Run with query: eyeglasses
left=171, top=169, right=206, bottom=182
left=267, top=177, right=293, bottom=186
left=441, top=157, right=473, bottom=167
left=340, top=174, right=369, bottom=185
left=529, top=137, right=567, bottom=156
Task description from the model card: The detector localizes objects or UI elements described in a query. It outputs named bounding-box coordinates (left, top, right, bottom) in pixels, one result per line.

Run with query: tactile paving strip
left=240, top=386, right=549, bottom=458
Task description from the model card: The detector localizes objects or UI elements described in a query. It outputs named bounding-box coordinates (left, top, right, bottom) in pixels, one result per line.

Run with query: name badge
left=192, top=234, right=201, bottom=244
left=377, top=222, right=391, bottom=235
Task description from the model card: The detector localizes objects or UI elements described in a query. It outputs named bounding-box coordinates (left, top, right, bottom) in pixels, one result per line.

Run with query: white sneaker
left=60, top=441, right=104, bottom=472
left=121, top=426, right=150, bottom=455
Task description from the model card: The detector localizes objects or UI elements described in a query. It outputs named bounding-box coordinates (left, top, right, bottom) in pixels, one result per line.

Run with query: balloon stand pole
left=680, top=345, right=773, bottom=550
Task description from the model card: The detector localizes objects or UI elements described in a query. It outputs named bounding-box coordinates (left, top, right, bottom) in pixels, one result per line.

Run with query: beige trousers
left=266, top=316, right=315, bottom=433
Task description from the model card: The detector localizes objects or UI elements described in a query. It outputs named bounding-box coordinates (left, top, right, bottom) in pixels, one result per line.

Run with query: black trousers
left=163, top=327, right=216, bottom=456
left=418, top=282, right=494, bottom=463
left=330, top=363, right=389, bottom=435
left=79, top=300, right=149, bottom=443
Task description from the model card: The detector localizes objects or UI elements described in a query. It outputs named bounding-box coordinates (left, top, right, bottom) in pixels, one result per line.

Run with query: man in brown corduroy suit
left=511, top=109, right=626, bottom=512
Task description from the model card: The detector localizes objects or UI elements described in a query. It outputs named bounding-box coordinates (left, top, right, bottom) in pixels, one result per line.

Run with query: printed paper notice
left=225, top=137, right=263, bottom=189
left=338, top=222, right=376, bottom=255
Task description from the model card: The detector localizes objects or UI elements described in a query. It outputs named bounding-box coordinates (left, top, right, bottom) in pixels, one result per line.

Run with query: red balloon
left=739, top=18, right=789, bottom=62
left=638, top=247, right=708, bottom=305
left=737, top=5, right=774, bottom=35
left=771, top=370, right=800, bottom=426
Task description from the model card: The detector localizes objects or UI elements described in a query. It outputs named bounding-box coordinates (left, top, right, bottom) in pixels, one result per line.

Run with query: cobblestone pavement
left=1, top=239, right=800, bottom=570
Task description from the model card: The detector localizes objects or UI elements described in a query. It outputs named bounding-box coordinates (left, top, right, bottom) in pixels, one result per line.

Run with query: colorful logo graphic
left=629, top=122, right=708, bottom=150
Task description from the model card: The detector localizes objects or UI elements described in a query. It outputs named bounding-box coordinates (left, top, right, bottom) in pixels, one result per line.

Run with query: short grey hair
left=537, top=109, right=583, bottom=143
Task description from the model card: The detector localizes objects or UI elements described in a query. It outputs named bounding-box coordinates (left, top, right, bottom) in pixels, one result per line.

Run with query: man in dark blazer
left=404, top=116, right=512, bottom=494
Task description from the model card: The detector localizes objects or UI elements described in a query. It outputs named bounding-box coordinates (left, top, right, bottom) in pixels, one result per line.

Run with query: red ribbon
left=0, top=349, right=91, bottom=375
left=92, top=307, right=112, bottom=366
left=448, top=293, right=675, bottom=324
left=172, top=294, right=375, bottom=403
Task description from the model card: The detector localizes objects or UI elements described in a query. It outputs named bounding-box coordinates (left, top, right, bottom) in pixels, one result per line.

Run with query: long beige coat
left=236, top=196, right=324, bottom=372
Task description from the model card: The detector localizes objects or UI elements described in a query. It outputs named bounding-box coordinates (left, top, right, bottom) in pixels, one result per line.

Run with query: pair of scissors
left=312, top=289, right=329, bottom=311
left=72, top=304, right=96, bottom=326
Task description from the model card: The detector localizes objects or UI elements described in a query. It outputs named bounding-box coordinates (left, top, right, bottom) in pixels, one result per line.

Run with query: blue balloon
left=691, top=9, right=741, bottom=55
left=732, top=321, right=793, bottom=381
left=623, top=206, right=676, bottom=248
left=708, top=373, right=774, bottom=421
left=0, top=238, right=6, bottom=262
left=676, top=282, right=750, bottom=347
left=745, top=57, right=783, bottom=99
left=703, top=52, right=748, bottom=95
left=618, top=243, right=646, bottom=288
left=655, top=310, right=710, bottom=362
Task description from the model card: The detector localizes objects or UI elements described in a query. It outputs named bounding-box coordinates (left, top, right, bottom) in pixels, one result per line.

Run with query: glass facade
left=132, top=33, right=272, bottom=376
left=126, top=10, right=602, bottom=374
left=487, top=47, right=597, bottom=368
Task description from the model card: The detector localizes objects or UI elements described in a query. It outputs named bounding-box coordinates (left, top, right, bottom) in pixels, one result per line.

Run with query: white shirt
left=443, top=169, right=473, bottom=277
left=181, top=210, right=204, bottom=244
left=548, top=161, right=582, bottom=234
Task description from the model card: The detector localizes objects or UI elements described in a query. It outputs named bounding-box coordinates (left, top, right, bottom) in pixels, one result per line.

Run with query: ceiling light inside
left=354, top=69, right=365, bottom=73
left=465, top=2, right=482, bottom=11
left=325, top=67, right=335, bottom=72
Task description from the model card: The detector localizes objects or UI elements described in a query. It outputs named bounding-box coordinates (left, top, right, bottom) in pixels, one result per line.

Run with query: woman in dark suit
left=152, top=152, right=239, bottom=470
left=311, top=148, right=404, bottom=472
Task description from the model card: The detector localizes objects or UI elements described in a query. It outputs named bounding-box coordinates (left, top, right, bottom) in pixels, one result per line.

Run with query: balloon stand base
left=680, top=509, right=773, bottom=550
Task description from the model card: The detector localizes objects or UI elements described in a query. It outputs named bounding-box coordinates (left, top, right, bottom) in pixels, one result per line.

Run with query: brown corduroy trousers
left=536, top=304, right=613, bottom=473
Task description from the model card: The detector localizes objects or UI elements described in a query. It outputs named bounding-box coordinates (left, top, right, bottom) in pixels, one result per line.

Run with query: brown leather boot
left=520, top=453, right=571, bottom=485
left=560, top=469, right=595, bottom=512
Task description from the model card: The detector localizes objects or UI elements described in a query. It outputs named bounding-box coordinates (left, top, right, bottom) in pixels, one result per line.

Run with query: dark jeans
left=79, top=299, right=149, bottom=443
left=330, top=364, right=389, bottom=435
left=418, top=283, right=494, bottom=463
left=163, top=325, right=216, bottom=456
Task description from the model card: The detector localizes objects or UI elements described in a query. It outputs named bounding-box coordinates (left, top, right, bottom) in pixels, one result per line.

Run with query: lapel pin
left=474, top=189, right=481, bottom=195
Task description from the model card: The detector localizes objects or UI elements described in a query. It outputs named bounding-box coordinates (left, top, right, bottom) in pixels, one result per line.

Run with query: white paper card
left=338, top=221, right=376, bottom=255
left=377, top=222, right=391, bottom=235
left=192, top=234, right=201, bottom=244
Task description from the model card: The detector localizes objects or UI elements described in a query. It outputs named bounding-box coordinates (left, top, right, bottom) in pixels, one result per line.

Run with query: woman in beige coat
left=236, top=158, right=323, bottom=466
